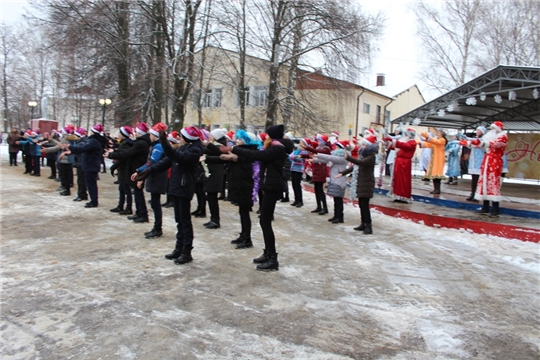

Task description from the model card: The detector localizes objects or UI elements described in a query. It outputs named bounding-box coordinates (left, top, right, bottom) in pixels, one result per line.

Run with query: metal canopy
left=392, top=65, right=540, bottom=132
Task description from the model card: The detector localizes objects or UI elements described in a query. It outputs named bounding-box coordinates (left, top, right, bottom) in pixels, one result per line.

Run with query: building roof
left=391, top=65, right=540, bottom=132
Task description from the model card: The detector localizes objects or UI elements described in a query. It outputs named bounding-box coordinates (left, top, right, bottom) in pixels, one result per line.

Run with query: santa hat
left=491, top=121, right=504, bottom=132
left=331, top=131, right=339, bottom=138
left=338, top=139, right=350, bottom=149
left=91, top=123, right=104, bottom=135
left=211, top=128, right=226, bottom=141
left=119, top=126, right=133, bottom=138
left=284, top=132, right=294, bottom=140
left=74, top=127, right=87, bottom=137
left=180, top=126, right=201, bottom=141
left=363, top=128, right=377, bottom=138
left=361, top=135, right=377, bottom=145
left=226, top=130, right=235, bottom=141
left=149, top=122, right=167, bottom=137
left=136, top=122, right=149, bottom=135
left=406, top=127, right=416, bottom=137
left=316, top=134, right=329, bottom=145
left=167, top=131, right=181, bottom=144
left=258, top=133, right=267, bottom=142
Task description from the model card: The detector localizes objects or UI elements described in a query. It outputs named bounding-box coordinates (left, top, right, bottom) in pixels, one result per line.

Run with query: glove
left=470, top=138, right=481, bottom=146
left=134, top=169, right=150, bottom=182
left=458, top=140, right=468, bottom=146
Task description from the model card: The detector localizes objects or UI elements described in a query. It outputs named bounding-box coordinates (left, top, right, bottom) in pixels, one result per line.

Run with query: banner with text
left=507, top=133, right=540, bottom=180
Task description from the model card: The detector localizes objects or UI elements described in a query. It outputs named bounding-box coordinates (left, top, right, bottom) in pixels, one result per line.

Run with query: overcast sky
left=0, top=0, right=435, bottom=101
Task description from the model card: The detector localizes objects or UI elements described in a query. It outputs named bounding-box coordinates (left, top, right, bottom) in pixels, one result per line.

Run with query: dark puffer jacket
left=232, top=139, right=294, bottom=194
left=148, top=137, right=204, bottom=199
left=109, top=138, right=134, bottom=181
left=108, top=134, right=151, bottom=187
left=203, top=143, right=225, bottom=193
left=69, top=134, right=108, bottom=173
left=341, top=144, right=378, bottom=199
left=226, top=144, right=258, bottom=207
left=302, top=144, right=331, bottom=183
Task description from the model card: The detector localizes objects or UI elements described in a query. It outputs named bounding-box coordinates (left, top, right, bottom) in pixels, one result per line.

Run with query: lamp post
left=28, top=101, right=38, bottom=121
left=99, top=98, right=112, bottom=126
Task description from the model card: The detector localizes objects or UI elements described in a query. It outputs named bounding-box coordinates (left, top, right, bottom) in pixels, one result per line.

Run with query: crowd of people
left=5, top=119, right=509, bottom=270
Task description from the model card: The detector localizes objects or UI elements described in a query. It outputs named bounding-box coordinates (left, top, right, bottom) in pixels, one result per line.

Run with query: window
left=235, top=86, right=250, bottom=107
left=363, top=103, right=370, bottom=114
left=194, top=88, right=222, bottom=109
left=385, top=110, right=391, bottom=123
left=236, top=85, right=268, bottom=107
left=376, top=105, right=382, bottom=124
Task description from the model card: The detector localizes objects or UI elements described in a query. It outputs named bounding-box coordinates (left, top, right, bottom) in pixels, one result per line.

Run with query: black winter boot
left=174, top=246, right=193, bottom=265
left=110, top=206, right=123, bottom=212
left=363, top=223, right=373, bottom=235
left=145, top=228, right=163, bottom=238
left=256, top=253, right=279, bottom=271
left=231, top=234, right=244, bottom=244
left=236, top=237, right=253, bottom=249
left=476, top=200, right=490, bottom=215
left=253, top=249, right=269, bottom=264
left=354, top=223, right=366, bottom=231
left=164, top=248, right=182, bottom=260
left=489, top=202, right=500, bottom=218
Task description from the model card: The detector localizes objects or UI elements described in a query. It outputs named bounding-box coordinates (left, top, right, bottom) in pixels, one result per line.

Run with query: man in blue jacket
left=135, top=126, right=203, bottom=265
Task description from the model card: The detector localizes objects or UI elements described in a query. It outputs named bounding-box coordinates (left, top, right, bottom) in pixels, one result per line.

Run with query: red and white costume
left=389, top=130, right=417, bottom=202
left=474, top=122, right=508, bottom=202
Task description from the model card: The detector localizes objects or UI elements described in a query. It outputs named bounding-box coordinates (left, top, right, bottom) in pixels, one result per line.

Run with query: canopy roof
left=392, top=65, right=540, bottom=132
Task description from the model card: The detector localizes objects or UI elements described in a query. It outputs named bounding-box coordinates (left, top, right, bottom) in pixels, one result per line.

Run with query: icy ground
left=1, top=148, right=539, bottom=359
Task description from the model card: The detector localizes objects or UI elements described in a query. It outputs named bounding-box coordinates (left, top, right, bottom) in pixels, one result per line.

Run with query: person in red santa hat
left=107, top=122, right=151, bottom=219
left=459, top=120, right=508, bottom=217
left=383, top=127, right=418, bottom=203
left=300, top=134, right=331, bottom=215
left=64, top=123, right=109, bottom=208
left=135, top=126, right=204, bottom=265
left=132, top=122, right=169, bottom=238
left=109, top=126, right=134, bottom=214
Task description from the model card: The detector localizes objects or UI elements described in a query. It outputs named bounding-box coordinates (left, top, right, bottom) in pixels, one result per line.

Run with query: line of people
left=7, top=120, right=508, bottom=271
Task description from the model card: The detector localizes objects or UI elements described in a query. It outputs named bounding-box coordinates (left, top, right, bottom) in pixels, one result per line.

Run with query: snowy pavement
left=1, top=148, right=539, bottom=359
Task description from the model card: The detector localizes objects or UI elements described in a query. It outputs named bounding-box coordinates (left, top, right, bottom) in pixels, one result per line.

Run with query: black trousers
left=470, top=174, right=479, bottom=195
left=334, top=197, right=344, bottom=220
left=150, top=192, right=163, bottom=230
left=314, top=182, right=327, bottom=210
left=133, top=186, right=148, bottom=218
left=9, top=152, right=18, bottom=165
left=239, top=203, right=252, bottom=239
left=207, top=191, right=220, bottom=225
left=291, top=171, right=303, bottom=203
left=194, top=182, right=206, bottom=213
left=259, top=191, right=281, bottom=254
left=32, top=156, right=41, bottom=175
left=59, top=163, right=73, bottom=190
left=85, top=171, right=99, bottom=205
left=24, top=152, right=32, bottom=173
left=173, top=195, right=194, bottom=248
left=359, top=197, right=371, bottom=224
left=76, top=167, right=87, bottom=199
left=47, top=158, right=57, bottom=178
left=118, top=180, right=132, bottom=209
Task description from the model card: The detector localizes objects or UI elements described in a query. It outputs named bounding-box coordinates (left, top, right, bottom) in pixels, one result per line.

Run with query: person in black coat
left=222, top=129, right=260, bottom=250
left=73, top=128, right=89, bottom=202
left=201, top=129, right=227, bottom=229
left=135, top=126, right=204, bottom=265
left=107, top=123, right=151, bottom=222
left=65, top=124, right=109, bottom=208
left=109, top=126, right=134, bottom=214
left=220, top=124, right=294, bottom=271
